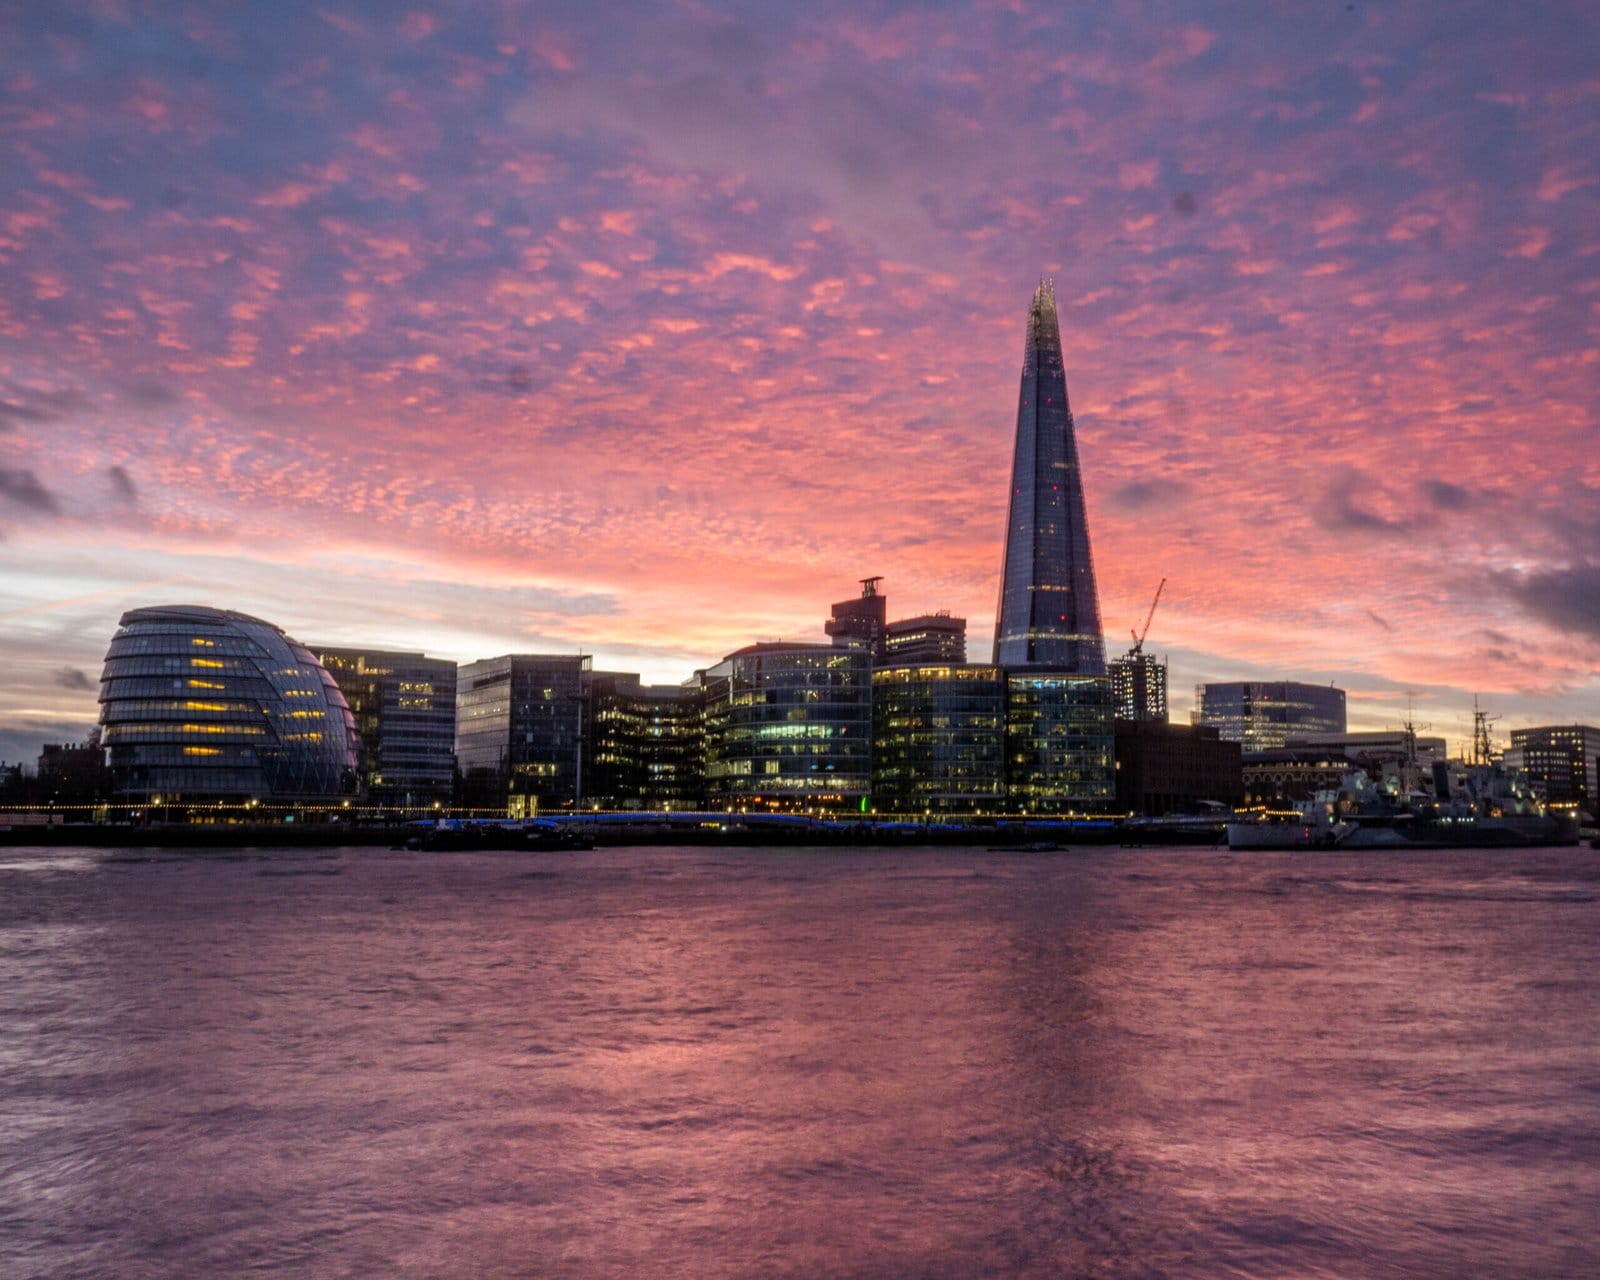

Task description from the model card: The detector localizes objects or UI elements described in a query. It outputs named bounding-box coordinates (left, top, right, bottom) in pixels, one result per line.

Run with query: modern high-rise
left=993, top=280, right=1106, bottom=673
left=872, top=664, right=1006, bottom=813
left=585, top=673, right=704, bottom=810
left=1111, top=651, right=1168, bottom=722
left=456, top=655, right=589, bottom=814
left=700, top=642, right=871, bottom=811
left=1194, top=681, right=1347, bottom=752
left=317, top=647, right=457, bottom=808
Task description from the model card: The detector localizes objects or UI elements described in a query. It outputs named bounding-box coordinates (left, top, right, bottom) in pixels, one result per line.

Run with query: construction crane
left=1129, top=578, right=1166, bottom=656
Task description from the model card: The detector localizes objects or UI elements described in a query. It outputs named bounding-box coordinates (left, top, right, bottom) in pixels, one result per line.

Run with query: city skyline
left=3, top=2, right=1597, bottom=764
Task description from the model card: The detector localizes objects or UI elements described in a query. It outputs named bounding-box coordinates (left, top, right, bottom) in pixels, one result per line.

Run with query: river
left=2, top=843, right=1596, bottom=1278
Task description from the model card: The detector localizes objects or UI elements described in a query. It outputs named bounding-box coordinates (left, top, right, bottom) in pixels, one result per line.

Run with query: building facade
left=871, top=664, right=1005, bottom=813
left=1195, top=681, right=1347, bottom=752
left=1004, top=672, right=1116, bottom=813
left=884, top=614, right=967, bottom=665
left=1115, top=720, right=1242, bottom=816
left=317, top=647, right=457, bottom=808
left=1110, top=650, right=1168, bottom=723
left=98, top=605, right=359, bottom=805
left=1240, top=747, right=1354, bottom=804
left=585, top=674, right=704, bottom=810
left=701, top=643, right=871, bottom=811
left=456, top=655, right=589, bottom=814
left=993, top=280, right=1106, bottom=673
left=1507, top=724, right=1599, bottom=817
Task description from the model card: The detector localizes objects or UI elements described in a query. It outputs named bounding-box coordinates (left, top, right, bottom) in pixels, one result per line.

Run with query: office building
left=98, top=605, right=359, bottom=804
left=1195, top=681, right=1347, bottom=751
left=872, top=664, right=1005, bottom=813
left=825, top=577, right=888, bottom=659
left=318, top=647, right=457, bottom=808
left=1288, top=729, right=1447, bottom=771
left=1004, top=671, right=1116, bottom=812
left=993, top=280, right=1106, bottom=673
left=456, top=655, right=589, bottom=815
left=884, top=614, right=967, bottom=665
left=1115, top=720, right=1241, bottom=816
left=701, top=643, right=871, bottom=811
left=585, top=674, right=704, bottom=810
left=1507, top=724, right=1600, bottom=816
left=1241, top=747, right=1354, bottom=804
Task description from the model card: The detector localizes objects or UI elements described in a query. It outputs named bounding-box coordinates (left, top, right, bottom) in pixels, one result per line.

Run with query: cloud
left=0, top=401, right=51, bottom=431
left=1419, top=478, right=1473, bottom=511
left=53, top=667, right=95, bottom=691
left=1107, top=478, right=1193, bottom=511
left=124, top=382, right=179, bottom=408
left=1312, top=468, right=1413, bottom=535
left=0, top=386, right=89, bottom=431
left=0, top=469, right=62, bottom=515
left=1496, top=564, right=1600, bottom=640
left=108, top=465, right=139, bottom=507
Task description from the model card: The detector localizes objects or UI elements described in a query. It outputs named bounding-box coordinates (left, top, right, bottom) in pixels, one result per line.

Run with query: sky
left=2, top=0, right=1597, bottom=765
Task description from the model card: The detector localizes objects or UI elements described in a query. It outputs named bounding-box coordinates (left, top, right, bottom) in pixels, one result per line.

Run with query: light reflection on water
left=2, top=845, right=1597, bottom=1278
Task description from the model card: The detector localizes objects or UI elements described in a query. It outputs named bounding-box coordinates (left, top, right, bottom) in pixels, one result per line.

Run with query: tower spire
left=992, top=280, right=1106, bottom=672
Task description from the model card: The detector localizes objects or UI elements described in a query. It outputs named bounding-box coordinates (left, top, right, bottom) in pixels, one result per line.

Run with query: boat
left=1226, top=796, right=1346, bottom=850
left=1228, top=761, right=1578, bottom=851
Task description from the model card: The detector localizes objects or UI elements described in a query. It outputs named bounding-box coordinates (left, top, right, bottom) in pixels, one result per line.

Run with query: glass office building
left=1005, top=672, right=1116, bottom=812
left=585, top=674, right=705, bottom=810
left=317, top=647, right=457, bottom=808
left=98, top=605, right=359, bottom=804
left=701, top=643, right=871, bottom=811
left=872, top=664, right=1005, bottom=813
left=1194, top=681, right=1347, bottom=752
left=456, top=655, right=589, bottom=815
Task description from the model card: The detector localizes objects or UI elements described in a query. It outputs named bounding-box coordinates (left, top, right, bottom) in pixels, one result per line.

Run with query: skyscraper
left=993, top=280, right=1106, bottom=672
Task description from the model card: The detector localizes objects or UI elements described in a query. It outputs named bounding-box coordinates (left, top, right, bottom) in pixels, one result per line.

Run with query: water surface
left=2, top=844, right=1597, bottom=1278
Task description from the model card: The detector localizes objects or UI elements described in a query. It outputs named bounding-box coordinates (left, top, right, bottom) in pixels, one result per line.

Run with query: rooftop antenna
left=859, top=576, right=883, bottom=598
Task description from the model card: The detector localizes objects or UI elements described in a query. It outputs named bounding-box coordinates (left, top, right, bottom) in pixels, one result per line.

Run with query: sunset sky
left=2, top=0, right=1597, bottom=764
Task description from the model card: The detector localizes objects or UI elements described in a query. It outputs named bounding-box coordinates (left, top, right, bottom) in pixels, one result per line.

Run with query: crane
left=1129, top=578, right=1166, bottom=656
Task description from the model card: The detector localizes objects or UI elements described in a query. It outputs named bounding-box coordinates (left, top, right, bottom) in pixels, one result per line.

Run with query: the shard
left=992, top=280, right=1106, bottom=673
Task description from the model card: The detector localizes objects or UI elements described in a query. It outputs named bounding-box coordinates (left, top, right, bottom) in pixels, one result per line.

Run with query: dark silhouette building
left=1115, top=720, right=1241, bottom=816
left=993, top=279, right=1106, bottom=673
left=825, top=578, right=888, bottom=659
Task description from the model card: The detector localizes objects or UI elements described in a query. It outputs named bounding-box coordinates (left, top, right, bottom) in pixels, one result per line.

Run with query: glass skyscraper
left=993, top=279, right=1106, bottom=673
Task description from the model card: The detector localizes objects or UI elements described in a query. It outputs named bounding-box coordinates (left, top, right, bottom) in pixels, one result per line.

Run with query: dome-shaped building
left=99, top=605, right=360, bottom=805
